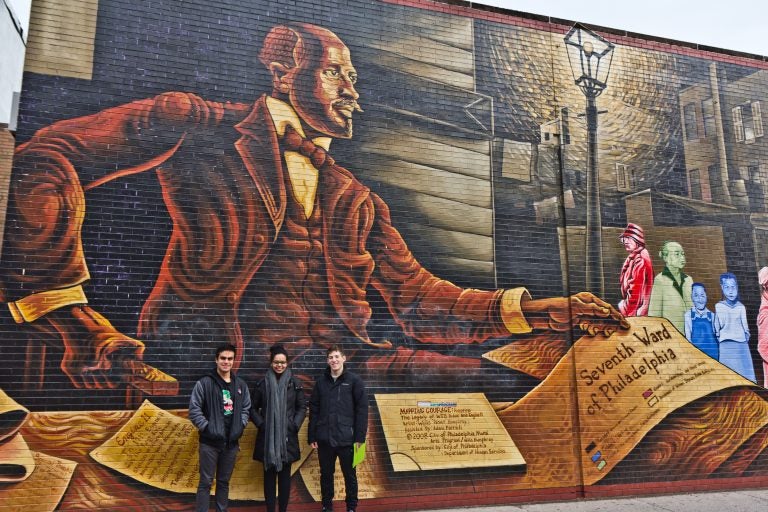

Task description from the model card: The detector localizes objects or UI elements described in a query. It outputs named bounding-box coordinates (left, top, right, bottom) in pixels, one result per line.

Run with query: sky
left=5, top=0, right=30, bottom=34
left=6, top=0, right=764, bottom=56
left=473, top=0, right=767, bottom=57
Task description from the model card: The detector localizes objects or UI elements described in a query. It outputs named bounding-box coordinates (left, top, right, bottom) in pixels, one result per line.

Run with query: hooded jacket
left=189, top=368, right=251, bottom=448
left=308, top=366, right=368, bottom=447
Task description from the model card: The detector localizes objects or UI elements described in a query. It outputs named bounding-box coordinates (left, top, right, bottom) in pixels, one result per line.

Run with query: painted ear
left=269, top=62, right=292, bottom=94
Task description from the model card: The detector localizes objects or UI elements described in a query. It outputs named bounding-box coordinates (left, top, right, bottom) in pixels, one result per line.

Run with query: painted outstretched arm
left=14, top=92, right=247, bottom=189
left=367, top=194, right=514, bottom=343
left=368, top=193, right=627, bottom=341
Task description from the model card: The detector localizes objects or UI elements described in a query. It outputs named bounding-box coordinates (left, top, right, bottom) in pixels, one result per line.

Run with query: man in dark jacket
left=189, top=344, right=252, bottom=512
left=309, top=345, right=368, bottom=512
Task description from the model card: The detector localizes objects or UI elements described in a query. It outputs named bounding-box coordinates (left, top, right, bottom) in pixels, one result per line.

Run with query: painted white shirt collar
left=265, top=96, right=332, bottom=218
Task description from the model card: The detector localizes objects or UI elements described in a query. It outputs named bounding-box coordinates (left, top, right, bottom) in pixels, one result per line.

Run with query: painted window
left=683, top=102, right=698, bottom=140
left=753, top=101, right=764, bottom=138
left=733, top=105, right=745, bottom=142
left=733, top=101, right=763, bottom=143
left=708, top=164, right=727, bottom=204
left=616, top=163, right=633, bottom=192
left=701, top=98, right=716, bottom=137
left=689, top=169, right=702, bottom=200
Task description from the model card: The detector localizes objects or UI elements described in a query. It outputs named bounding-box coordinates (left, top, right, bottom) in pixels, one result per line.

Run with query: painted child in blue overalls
left=684, top=282, right=718, bottom=359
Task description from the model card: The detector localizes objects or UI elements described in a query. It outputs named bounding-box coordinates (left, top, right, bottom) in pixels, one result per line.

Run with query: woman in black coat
left=251, top=345, right=306, bottom=512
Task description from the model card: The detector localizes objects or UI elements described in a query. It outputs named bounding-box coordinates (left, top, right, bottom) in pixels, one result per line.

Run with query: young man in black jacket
left=189, top=343, right=252, bottom=512
left=309, top=345, right=368, bottom=512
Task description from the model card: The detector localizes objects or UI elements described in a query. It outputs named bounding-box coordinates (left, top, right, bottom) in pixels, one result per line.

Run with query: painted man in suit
left=0, top=23, right=626, bottom=390
left=648, top=241, right=693, bottom=332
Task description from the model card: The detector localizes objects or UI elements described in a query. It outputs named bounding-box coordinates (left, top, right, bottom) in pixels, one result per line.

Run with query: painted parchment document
left=89, top=400, right=311, bottom=500
left=491, top=316, right=765, bottom=486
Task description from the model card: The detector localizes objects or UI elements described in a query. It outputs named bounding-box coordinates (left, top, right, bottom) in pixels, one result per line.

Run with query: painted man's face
left=721, top=278, right=739, bottom=302
left=287, top=37, right=361, bottom=139
left=663, top=242, right=686, bottom=272
left=692, top=285, right=707, bottom=310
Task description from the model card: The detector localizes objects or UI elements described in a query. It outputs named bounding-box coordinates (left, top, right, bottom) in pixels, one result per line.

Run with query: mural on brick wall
left=0, top=1, right=767, bottom=510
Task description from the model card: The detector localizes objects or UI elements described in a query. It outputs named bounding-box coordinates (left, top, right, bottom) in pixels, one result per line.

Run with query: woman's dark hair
left=269, top=344, right=288, bottom=361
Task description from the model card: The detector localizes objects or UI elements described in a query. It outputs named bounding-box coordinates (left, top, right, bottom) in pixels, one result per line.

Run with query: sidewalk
left=419, top=488, right=768, bottom=512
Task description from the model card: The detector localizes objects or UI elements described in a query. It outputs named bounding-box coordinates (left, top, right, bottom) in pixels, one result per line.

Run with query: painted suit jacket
left=3, top=93, right=526, bottom=355
left=648, top=269, right=693, bottom=333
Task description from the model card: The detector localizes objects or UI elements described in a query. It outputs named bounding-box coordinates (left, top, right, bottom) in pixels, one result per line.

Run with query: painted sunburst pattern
left=474, top=21, right=706, bottom=217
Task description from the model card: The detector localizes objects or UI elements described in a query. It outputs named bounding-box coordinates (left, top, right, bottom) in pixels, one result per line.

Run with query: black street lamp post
left=564, top=24, right=615, bottom=297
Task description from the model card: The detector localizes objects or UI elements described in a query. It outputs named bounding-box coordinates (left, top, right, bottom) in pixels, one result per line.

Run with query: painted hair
left=719, top=272, right=738, bottom=285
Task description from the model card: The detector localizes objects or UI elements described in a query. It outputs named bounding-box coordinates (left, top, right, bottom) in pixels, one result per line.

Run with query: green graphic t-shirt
left=222, top=388, right=233, bottom=416
left=222, top=382, right=234, bottom=435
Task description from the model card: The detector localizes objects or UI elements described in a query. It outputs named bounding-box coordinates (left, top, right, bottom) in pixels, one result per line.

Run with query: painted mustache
left=334, top=98, right=364, bottom=113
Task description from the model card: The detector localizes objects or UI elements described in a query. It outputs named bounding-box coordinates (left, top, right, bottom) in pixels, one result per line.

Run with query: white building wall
left=1, top=0, right=32, bottom=130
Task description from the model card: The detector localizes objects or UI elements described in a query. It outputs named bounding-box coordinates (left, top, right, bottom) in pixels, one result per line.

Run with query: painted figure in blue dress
left=714, top=273, right=756, bottom=382
left=684, top=282, right=718, bottom=360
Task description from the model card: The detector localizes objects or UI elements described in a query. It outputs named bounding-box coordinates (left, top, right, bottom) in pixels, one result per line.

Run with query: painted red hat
left=619, top=223, right=645, bottom=245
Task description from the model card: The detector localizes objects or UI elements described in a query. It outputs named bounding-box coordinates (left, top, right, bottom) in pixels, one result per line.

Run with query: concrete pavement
left=419, top=488, right=768, bottom=512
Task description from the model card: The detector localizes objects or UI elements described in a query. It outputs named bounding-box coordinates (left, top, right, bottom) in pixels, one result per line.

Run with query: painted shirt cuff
left=7, top=284, right=88, bottom=323
left=500, top=288, right=532, bottom=334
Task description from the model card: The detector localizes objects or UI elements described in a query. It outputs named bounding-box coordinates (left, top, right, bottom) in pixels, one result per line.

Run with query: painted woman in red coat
left=618, top=223, right=654, bottom=317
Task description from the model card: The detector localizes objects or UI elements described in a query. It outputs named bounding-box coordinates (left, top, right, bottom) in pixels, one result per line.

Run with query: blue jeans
left=196, top=441, right=239, bottom=512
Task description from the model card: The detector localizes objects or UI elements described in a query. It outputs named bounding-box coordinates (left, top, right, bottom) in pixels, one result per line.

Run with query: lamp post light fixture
left=564, top=24, right=615, bottom=297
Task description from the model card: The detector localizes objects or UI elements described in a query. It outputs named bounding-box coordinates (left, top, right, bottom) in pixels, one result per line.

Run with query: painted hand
left=521, top=292, right=629, bottom=337
left=48, top=306, right=145, bottom=389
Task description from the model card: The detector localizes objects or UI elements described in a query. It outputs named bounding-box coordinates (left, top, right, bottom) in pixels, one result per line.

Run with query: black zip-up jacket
left=308, top=367, right=368, bottom=447
left=189, top=368, right=251, bottom=448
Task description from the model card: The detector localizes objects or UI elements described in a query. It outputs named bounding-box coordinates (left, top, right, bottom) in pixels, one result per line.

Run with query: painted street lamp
left=564, top=23, right=615, bottom=297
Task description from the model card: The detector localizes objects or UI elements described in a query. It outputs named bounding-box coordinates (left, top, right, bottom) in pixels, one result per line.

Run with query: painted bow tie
left=281, top=125, right=336, bottom=171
